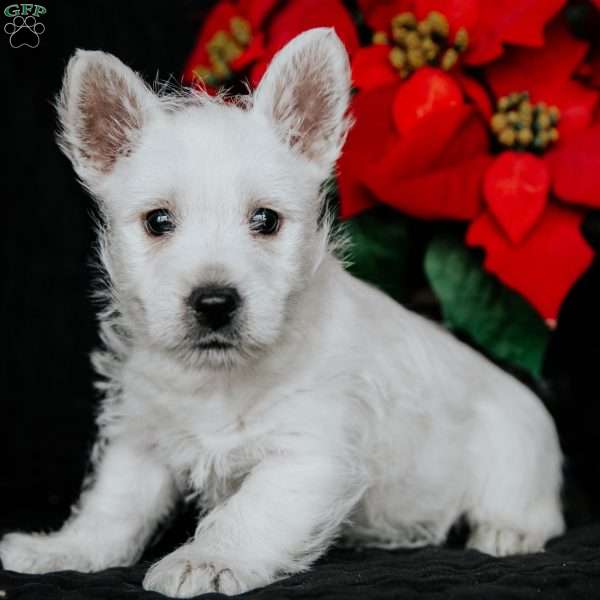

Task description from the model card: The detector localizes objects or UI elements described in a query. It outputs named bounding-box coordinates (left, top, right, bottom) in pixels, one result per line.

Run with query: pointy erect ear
left=57, top=50, right=158, bottom=185
left=253, top=28, right=352, bottom=173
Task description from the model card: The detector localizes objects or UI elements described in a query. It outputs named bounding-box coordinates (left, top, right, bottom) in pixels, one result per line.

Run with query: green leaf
left=344, top=209, right=413, bottom=302
left=424, top=234, right=550, bottom=378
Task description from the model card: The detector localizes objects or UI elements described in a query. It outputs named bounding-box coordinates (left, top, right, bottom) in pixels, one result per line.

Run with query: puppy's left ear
left=253, top=28, right=351, bottom=173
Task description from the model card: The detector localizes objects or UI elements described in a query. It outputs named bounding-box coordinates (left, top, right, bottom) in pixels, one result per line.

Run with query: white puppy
left=0, top=28, right=564, bottom=597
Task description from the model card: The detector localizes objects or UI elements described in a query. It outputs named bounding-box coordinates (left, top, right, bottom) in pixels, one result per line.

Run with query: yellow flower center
left=490, top=92, right=560, bottom=152
left=192, top=16, right=252, bottom=86
left=373, top=11, right=468, bottom=79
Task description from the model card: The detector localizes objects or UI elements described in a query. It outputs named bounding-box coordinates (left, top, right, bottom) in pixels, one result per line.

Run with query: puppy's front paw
left=143, top=549, right=257, bottom=597
left=0, top=532, right=94, bottom=574
left=467, top=523, right=545, bottom=557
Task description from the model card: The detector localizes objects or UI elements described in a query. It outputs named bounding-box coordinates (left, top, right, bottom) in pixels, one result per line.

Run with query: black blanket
left=2, top=523, right=600, bottom=599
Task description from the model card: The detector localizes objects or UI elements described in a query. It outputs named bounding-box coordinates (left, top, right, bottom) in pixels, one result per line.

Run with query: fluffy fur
left=0, top=29, right=564, bottom=597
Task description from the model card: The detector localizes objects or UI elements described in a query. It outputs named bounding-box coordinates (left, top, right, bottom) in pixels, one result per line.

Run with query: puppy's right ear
left=57, top=50, right=157, bottom=186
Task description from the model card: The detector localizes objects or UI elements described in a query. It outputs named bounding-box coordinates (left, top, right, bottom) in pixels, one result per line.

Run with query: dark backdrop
left=0, top=0, right=211, bottom=534
left=1, top=0, right=600, bottom=540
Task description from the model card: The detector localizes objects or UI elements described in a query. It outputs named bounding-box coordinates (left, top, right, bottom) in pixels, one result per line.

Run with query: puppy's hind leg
left=465, top=392, right=564, bottom=557
left=0, top=437, right=177, bottom=573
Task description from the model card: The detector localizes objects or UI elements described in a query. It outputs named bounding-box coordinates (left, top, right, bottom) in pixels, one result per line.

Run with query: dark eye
left=249, top=208, right=280, bottom=235
left=144, top=209, right=175, bottom=237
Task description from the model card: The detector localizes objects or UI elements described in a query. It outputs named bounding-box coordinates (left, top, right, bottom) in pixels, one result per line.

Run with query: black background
left=2, top=0, right=600, bottom=597
left=1, top=0, right=209, bottom=533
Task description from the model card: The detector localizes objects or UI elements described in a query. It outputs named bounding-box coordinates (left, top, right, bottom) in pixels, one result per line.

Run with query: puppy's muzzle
left=188, top=286, right=241, bottom=331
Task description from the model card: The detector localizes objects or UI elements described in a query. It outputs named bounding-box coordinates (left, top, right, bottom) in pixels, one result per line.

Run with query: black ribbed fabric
left=2, top=524, right=600, bottom=599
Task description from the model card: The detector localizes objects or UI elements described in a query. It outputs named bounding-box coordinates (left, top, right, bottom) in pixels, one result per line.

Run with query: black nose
left=189, top=286, right=241, bottom=331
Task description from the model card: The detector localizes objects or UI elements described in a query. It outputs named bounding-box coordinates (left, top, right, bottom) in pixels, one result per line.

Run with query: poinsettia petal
left=182, top=2, right=239, bottom=84
left=484, top=21, right=589, bottom=100
left=364, top=154, right=491, bottom=219
left=338, top=85, right=399, bottom=219
left=238, top=0, right=279, bottom=28
left=455, top=72, right=493, bottom=119
left=352, top=46, right=399, bottom=91
left=359, top=0, right=416, bottom=32
left=380, top=105, right=484, bottom=174
left=484, top=152, right=550, bottom=244
left=392, top=67, right=464, bottom=135
left=466, top=203, right=593, bottom=320
left=415, top=0, right=480, bottom=38
left=499, top=0, right=565, bottom=47
left=264, top=0, right=359, bottom=59
left=465, top=0, right=566, bottom=66
left=464, top=6, right=507, bottom=67
left=230, top=33, right=266, bottom=71
left=361, top=105, right=491, bottom=219
left=549, top=80, right=599, bottom=141
left=550, top=123, right=600, bottom=208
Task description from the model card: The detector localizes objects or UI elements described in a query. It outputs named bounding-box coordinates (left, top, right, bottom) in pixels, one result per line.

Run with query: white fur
left=0, top=29, right=564, bottom=597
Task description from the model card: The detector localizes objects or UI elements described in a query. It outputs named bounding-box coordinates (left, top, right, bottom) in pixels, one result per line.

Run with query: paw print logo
left=4, top=15, right=45, bottom=48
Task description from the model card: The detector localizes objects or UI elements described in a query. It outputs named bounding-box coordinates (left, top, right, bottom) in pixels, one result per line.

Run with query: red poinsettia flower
left=340, top=0, right=570, bottom=221
left=340, top=0, right=510, bottom=220
left=355, top=0, right=566, bottom=73
left=182, top=0, right=358, bottom=90
left=338, top=75, right=492, bottom=219
left=466, top=21, right=599, bottom=321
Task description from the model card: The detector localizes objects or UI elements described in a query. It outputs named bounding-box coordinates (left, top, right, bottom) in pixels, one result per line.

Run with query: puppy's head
left=57, top=29, right=351, bottom=368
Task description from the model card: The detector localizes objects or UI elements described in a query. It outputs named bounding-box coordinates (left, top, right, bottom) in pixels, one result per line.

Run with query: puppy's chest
left=147, top=402, right=266, bottom=506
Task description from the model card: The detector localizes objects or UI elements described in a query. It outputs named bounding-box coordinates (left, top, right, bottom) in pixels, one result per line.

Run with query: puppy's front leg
left=0, top=437, right=177, bottom=573
left=144, top=453, right=365, bottom=596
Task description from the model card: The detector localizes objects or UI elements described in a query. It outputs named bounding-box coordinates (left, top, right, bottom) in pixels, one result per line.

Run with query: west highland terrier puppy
left=0, top=28, right=564, bottom=597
